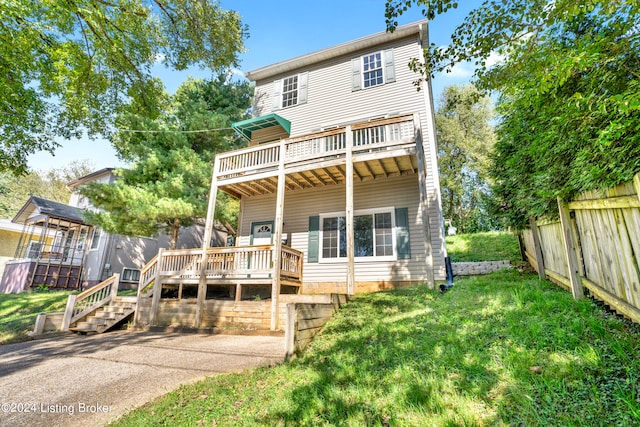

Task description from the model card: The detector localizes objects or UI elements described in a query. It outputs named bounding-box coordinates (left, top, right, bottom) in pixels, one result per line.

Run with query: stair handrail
left=137, top=253, right=159, bottom=298
left=62, top=274, right=120, bottom=331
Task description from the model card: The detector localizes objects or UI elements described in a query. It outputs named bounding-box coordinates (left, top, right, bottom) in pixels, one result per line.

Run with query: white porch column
left=413, top=113, right=435, bottom=288
left=271, top=140, right=286, bottom=330
left=196, top=156, right=220, bottom=328
left=345, top=125, right=355, bottom=295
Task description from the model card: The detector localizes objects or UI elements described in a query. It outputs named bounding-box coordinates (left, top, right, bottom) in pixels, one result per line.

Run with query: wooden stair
left=69, top=296, right=137, bottom=334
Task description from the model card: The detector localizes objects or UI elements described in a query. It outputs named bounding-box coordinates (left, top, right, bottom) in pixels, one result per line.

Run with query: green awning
left=232, top=113, right=291, bottom=142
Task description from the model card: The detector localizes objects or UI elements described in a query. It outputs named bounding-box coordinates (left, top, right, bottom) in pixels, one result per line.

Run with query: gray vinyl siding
left=238, top=174, right=446, bottom=283
left=253, top=35, right=426, bottom=135
left=250, top=33, right=445, bottom=271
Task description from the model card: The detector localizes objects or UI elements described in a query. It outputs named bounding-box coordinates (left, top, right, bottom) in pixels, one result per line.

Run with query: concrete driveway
left=0, top=330, right=285, bottom=427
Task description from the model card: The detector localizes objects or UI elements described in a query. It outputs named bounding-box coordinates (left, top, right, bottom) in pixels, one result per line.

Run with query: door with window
left=251, top=221, right=273, bottom=246
left=249, top=221, right=274, bottom=277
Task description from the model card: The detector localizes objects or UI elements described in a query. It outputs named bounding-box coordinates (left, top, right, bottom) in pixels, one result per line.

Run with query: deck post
left=557, top=197, right=584, bottom=299
left=196, top=156, right=221, bottom=328
left=150, top=248, right=164, bottom=325
left=413, top=113, right=435, bottom=288
left=271, top=140, right=286, bottom=330
left=61, top=294, right=77, bottom=331
left=110, top=273, right=120, bottom=301
left=345, top=125, right=355, bottom=295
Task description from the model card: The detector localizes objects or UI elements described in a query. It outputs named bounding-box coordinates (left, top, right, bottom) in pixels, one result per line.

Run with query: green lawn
left=110, top=269, right=640, bottom=426
left=0, top=291, right=71, bottom=344
left=446, top=231, right=522, bottom=263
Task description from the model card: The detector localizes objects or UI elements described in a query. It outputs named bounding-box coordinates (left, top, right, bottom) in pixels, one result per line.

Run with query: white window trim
left=281, top=75, right=299, bottom=108
left=89, top=227, right=102, bottom=251
left=273, top=72, right=308, bottom=111
left=361, top=51, right=385, bottom=89
left=121, top=267, right=141, bottom=282
left=26, top=240, right=41, bottom=259
left=319, top=206, right=397, bottom=263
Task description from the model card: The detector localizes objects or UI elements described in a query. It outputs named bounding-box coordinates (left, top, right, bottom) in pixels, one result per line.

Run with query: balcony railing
left=216, top=114, right=416, bottom=180
left=140, top=245, right=304, bottom=286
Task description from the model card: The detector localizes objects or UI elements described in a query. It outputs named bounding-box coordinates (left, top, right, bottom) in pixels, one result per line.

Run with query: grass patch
left=446, top=232, right=521, bottom=263
left=0, top=291, right=71, bottom=344
left=110, top=270, right=640, bottom=426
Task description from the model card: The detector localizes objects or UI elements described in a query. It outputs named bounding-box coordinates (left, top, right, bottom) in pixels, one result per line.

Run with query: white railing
left=215, top=114, right=416, bottom=179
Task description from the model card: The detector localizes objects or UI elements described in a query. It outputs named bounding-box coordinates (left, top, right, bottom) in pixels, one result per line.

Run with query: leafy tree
left=81, top=76, right=252, bottom=248
left=386, top=1, right=640, bottom=227
left=0, top=0, right=246, bottom=174
left=436, top=85, right=496, bottom=233
left=0, top=160, right=94, bottom=217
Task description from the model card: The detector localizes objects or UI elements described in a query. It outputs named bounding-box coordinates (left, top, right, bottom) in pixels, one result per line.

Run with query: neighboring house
left=0, top=168, right=224, bottom=293
left=219, top=19, right=447, bottom=294
left=0, top=219, right=54, bottom=288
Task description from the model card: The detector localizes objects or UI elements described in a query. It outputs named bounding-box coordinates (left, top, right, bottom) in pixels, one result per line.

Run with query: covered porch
left=0, top=197, right=92, bottom=292
left=135, top=113, right=434, bottom=331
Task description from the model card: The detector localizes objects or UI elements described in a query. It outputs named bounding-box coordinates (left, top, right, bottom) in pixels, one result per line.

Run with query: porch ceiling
left=219, top=152, right=418, bottom=198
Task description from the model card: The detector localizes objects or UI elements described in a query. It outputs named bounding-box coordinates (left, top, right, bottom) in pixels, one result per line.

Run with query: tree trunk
left=169, top=218, right=180, bottom=250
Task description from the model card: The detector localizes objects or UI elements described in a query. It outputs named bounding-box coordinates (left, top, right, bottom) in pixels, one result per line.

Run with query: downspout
left=439, top=256, right=454, bottom=293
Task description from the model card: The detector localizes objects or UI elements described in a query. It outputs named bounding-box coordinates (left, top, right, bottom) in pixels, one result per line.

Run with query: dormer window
left=352, top=49, right=396, bottom=91
left=273, top=72, right=308, bottom=110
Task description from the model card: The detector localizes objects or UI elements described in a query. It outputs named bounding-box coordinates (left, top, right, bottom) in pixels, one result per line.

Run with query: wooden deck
left=215, top=114, right=419, bottom=197
left=132, top=245, right=304, bottom=330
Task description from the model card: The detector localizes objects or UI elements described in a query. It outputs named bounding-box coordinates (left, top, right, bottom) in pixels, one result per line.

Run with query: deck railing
left=216, top=114, right=416, bottom=179
left=136, top=245, right=304, bottom=288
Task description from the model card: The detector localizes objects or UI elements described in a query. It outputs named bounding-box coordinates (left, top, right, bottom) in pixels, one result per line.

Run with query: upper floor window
left=89, top=227, right=102, bottom=251
left=281, top=75, right=298, bottom=108
left=363, top=53, right=384, bottom=88
left=273, top=72, right=308, bottom=110
left=352, top=49, right=396, bottom=91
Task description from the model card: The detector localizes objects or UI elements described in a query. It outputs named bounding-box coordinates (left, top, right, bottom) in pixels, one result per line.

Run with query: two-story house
left=205, top=18, right=446, bottom=291
left=59, top=20, right=448, bottom=333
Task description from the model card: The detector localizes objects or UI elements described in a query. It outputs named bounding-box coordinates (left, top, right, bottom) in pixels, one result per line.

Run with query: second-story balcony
left=216, top=114, right=420, bottom=198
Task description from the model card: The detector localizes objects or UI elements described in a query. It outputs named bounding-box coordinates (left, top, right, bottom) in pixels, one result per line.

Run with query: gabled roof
left=66, top=167, right=115, bottom=189
left=245, top=20, right=428, bottom=82
left=12, top=196, right=87, bottom=225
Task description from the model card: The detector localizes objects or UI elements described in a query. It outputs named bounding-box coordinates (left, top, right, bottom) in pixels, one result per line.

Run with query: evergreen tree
left=81, top=76, right=252, bottom=248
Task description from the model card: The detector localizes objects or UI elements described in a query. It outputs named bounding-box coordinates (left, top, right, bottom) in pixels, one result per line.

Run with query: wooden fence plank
left=583, top=277, right=640, bottom=324
left=527, top=174, right=640, bottom=326
left=530, top=219, right=546, bottom=280
left=558, top=197, right=584, bottom=299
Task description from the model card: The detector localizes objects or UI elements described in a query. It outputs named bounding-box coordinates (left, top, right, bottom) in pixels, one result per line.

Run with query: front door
left=249, top=221, right=274, bottom=278
left=251, top=221, right=273, bottom=245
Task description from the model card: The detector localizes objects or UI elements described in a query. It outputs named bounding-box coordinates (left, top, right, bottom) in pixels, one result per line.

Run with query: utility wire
left=117, top=126, right=234, bottom=134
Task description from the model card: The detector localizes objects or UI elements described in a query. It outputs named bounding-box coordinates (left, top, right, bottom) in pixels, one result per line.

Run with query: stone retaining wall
left=452, top=261, right=512, bottom=276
